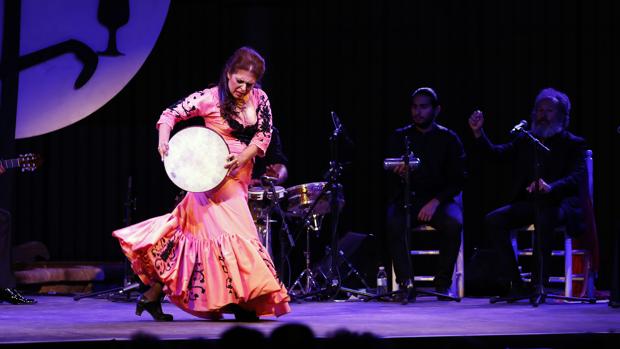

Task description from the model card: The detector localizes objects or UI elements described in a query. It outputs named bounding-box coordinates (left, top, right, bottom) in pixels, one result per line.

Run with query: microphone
left=510, top=120, right=528, bottom=134
left=330, top=111, right=355, bottom=146
left=331, top=111, right=342, bottom=136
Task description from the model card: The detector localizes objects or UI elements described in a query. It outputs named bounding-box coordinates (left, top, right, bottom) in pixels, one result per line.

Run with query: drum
left=163, top=126, right=229, bottom=192
left=285, top=182, right=345, bottom=218
left=248, top=185, right=285, bottom=260
left=248, top=185, right=286, bottom=221
left=248, top=186, right=286, bottom=202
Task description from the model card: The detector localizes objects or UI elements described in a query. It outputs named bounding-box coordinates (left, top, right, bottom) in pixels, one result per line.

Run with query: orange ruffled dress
left=113, top=87, right=290, bottom=319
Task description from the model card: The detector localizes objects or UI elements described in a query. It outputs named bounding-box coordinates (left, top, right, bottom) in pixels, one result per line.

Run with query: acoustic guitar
left=0, top=153, right=42, bottom=172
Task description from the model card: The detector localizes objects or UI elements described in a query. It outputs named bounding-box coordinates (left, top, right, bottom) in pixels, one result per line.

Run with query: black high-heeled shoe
left=135, top=295, right=173, bottom=321
left=229, top=304, right=259, bottom=322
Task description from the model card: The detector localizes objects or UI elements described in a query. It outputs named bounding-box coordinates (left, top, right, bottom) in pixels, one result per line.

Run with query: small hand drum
left=383, top=156, right=421, bottom=171
left=248, top=185, right=286, bottom=221
left=285, top=182, right=345, bottom=218
left=163, top=126, right=230, bottom=192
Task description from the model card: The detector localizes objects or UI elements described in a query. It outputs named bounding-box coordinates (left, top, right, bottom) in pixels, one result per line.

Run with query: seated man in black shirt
left=386, top=87, right=466, bottom=299
left=468, top=87, right=593, bottom=296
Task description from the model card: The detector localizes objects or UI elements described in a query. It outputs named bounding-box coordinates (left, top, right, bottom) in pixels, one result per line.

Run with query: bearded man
left=468, top=87, right=590, bottom=297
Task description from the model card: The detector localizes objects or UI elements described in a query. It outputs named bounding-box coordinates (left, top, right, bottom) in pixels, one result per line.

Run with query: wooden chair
left=511, top=150, right=596, bottom=298
left=391, top=193, right=465, bottom=298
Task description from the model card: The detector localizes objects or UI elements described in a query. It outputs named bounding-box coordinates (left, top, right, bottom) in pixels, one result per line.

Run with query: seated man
left=386, top=87, right=466, bottom=299
left=0, top=163, right=36, bottom=304
left=468, top=87, right=593, bottom=296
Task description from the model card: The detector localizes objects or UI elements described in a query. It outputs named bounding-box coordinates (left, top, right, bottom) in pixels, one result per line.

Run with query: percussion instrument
left=163, top=126, right=229, bottom=192
left=248, top=185, right=286, bottom=220
left=285, top=182, right=345, bottom=218
left=383, top=156, right=421, bottom=171
left=248, top=185, right=286, bottom=260
left=248, top=185, right=286, bottom=202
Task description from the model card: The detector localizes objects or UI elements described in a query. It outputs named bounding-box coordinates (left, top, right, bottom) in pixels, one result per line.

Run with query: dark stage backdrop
left=10, top=0, right=620, bottom=289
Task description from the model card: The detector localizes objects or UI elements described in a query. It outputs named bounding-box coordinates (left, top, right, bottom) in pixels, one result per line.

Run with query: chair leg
left=564, top=237, right=573, bottom=297
left=450, top=231, right=464, bottom=298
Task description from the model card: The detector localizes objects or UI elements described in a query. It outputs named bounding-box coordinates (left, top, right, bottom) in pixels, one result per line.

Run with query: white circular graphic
left=13, top=0, right=170, bottom=138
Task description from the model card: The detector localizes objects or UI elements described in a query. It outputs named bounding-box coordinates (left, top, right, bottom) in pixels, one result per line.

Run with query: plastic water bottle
left=376, top=266, right=388, bottom=295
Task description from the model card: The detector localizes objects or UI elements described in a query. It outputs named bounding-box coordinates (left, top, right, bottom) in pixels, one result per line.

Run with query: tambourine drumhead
left=163, top=126, right=229, bottom=192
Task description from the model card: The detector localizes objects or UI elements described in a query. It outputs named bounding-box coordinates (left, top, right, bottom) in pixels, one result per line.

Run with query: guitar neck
left=1, top=158, right=21, bottom=169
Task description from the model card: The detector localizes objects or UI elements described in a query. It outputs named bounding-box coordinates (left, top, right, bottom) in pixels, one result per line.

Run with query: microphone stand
left=490, top=130, right=596, bottom=306
left=288, top=112, right=356, bottom=301
left=366, top=133, right=458, bottom=304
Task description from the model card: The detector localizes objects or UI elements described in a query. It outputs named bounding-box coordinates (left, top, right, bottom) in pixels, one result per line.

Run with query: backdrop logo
left=0, top=0, right=170, bottom=139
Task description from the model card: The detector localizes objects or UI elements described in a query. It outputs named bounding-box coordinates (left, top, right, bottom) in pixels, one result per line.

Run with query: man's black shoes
left=0, top=288, right=37, bottom=305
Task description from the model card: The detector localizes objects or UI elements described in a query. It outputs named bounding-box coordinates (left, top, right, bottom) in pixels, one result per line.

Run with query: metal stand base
left=490, top=285, right=596, bottom=306
left=365, top=282, right=460, bottom=304
left=289, top=268, right=323, bottom=300
left=73, top=282, right=140, bottom=301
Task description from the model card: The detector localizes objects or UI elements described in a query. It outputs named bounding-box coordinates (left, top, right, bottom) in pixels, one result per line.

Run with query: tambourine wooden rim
left=163, top=126, right=230, bottom=192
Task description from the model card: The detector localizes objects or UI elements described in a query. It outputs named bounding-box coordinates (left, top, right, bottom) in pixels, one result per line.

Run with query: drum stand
left=255, top=204, right=275, bottom=259
left=258, top=178, right=295, bottom=268
left=288, top=214, right=324, bottom=299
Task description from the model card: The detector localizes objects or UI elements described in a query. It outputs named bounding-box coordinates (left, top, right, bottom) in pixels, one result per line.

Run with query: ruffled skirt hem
left=113, top=213, right=290, bottom=319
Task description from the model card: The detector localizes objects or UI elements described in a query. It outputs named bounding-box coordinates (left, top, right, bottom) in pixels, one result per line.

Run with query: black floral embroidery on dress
left=166, top=91, right=202, bottom=118
left=184, top=259, right=206, bottom=304
left=151, top=235, right=178, bottom=276
left=216, top=245, right=238, bottom=299
left=255, top=240, right=285, bottom=288
left=226, top=92, right=271, bottom=145
left=256, top=94, right=272, bottom=134
left=160, top=238, right=176, bottom=261
left=230, top=123, right=258, bottom=145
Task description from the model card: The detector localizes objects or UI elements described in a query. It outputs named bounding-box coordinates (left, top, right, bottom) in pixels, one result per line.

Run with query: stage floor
left=1, top=294, right=619, bottom=346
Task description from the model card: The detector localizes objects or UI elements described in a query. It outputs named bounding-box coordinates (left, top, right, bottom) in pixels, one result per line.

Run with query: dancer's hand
left=158, top=140, right=169, bottom=160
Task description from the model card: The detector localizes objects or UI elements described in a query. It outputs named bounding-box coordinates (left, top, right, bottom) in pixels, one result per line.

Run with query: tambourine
left=163, top=126, right=230, bottom=192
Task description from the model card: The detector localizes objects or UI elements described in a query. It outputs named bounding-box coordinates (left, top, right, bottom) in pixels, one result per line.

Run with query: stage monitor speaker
left=312, top=231, right=377, bottom=290
left=464, top=248, right=510, bottom=296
